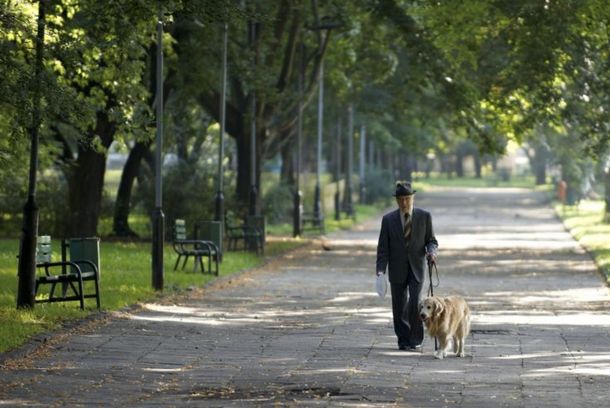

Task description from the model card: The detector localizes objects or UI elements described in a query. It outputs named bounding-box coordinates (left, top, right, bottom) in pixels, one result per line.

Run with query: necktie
left=403, top=213, right=411, bottom=241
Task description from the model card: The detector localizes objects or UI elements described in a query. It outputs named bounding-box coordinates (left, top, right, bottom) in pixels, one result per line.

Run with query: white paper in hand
left=375, top=274, right=388, bottom=298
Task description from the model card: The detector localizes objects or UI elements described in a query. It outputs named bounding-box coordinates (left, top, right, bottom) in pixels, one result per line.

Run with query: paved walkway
left=1, top=188, right=610, bottom=407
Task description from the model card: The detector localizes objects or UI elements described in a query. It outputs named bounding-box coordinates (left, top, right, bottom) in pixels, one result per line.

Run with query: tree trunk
left=112, top=140, right=151, bottom=237
left=234, top=126, right=262, bottom=210
left=405, top=153, right=416, bottom=181
left=533, top=145, right=548, bottom=185
left=474, top=152, right=482, bottom=178
left=280, top=141, right=295, bottom=186
left=234, top=133, right=248, bottom=207
left=604, top=169, right=610, bottom=224
left=535, top=165, right=546, bottom=185
left=456, top=151, right=464, bottom=177
left=67, top=111, right=114, bottom=237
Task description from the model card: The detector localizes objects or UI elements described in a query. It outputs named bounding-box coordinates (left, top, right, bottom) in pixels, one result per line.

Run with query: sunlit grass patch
left=0, top=238, right=302, bottom=353
left=555, top=199, right=610, bottom=283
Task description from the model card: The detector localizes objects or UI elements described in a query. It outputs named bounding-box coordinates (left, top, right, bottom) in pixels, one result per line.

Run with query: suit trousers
left=390, top=270, right=424, bottom=347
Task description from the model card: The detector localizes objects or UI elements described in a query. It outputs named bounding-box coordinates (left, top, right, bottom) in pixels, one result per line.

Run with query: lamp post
left=17, top=0, right=46, bottom=308
left=359, top=124, right=366, bottom=204
left=249, top=21, right=257, bottom=217
left=151, top=9, right=165, bottom=291
left=334, top=118, right=341, bottom=221
left=215, top=22, right=228, bottom=224
left=344, top=104, right=354, bottom=217
left=313, top=61, right=324, bottom=224
left=293, top=42, right=304, bottom=237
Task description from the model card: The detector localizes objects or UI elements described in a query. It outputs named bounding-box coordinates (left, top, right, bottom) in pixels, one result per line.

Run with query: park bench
left=172, top=219, right=219, bottom=275
left=224, top=211, right=264, bottom=255
left=194, top=220, right=223, bottom=262
left=301, top=211, right=325, bottom=234
left=34, top=236, right=101, bottom=310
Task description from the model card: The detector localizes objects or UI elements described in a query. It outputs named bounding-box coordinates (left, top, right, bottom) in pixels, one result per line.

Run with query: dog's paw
left=458, top=351, right=465, bottom=358
left=434, top=351, right=444, bottom=360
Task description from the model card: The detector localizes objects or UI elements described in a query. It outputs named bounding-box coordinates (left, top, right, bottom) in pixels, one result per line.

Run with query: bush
left=364, top=167, right=394, bottom=204
left=133, top=160, right=236, bottom=238
left=262, top=183, right=293, bottom=223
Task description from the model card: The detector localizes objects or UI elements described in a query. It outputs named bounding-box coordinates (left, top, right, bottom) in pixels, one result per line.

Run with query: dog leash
left=427, top=258, right=439, bottom=297
left=427, top=258, right=439, bottom=351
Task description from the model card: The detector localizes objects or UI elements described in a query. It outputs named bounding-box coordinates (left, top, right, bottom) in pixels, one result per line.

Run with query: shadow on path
left=1, top=187, right=609, bottom=407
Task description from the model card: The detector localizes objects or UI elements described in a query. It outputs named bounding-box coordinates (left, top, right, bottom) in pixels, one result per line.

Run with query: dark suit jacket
left=376, top=208, right=438, bottom=284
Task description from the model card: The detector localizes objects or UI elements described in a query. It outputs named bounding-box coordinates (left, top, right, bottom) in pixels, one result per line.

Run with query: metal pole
left=215, top=22, right=228, bottom=223
left=17, top=0, right=46, bottom=308
left=151, top=9, right=164, bottom=291
left=313, top=61, right=323, bottom=223
left=249, top=21, right=258, bottom=217
left=344, top=104, right=354, bottom=217
left=359, top=124, right=366, bottom=204
left=334, top=118, right=341, bottom=221
left=293, top=42, right=304, bottom=237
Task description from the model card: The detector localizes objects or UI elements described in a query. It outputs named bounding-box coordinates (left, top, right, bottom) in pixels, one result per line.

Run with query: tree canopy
left=2, top=0, right=610, bottom=236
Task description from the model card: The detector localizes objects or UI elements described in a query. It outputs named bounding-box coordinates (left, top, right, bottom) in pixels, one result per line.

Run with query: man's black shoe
left=408, top=345, right=422, bottom=351
left=398, top=345, right=407, bottom=350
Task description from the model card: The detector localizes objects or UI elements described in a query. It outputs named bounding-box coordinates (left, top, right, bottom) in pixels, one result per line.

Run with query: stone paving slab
left=1, top=187, right=610, bottom=407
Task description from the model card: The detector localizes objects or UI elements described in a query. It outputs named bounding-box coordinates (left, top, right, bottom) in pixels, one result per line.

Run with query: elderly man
left=376, top=181, right=438, bottom=351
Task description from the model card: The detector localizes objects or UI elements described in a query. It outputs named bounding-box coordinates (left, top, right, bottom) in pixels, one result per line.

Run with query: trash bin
left=68, top=237, right=101, bottom=280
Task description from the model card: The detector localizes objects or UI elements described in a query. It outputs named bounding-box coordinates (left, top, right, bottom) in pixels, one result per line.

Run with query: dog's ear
left=433, top=298, right=444, bottom=317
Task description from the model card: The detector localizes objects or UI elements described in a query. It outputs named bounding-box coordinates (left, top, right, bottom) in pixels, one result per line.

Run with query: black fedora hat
left=393, top=181, right=416, bottom=197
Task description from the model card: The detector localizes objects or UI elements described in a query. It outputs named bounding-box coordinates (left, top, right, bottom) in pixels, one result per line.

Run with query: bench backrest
left=36, top=235, right=52, bottom=264
left=174, top=219, right=187, bottom=241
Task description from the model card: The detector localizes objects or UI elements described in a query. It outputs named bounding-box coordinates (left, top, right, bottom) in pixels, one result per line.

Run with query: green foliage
left=2, top=0, right=610, bottom=242
left=364, top=167, right=394, bottom=204
left=262, top=184, right=293, bottom=224
left=134, top=161, right=222, bottom=234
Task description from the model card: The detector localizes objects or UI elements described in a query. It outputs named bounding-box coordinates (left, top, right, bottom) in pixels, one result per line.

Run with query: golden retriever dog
left=419, top=296, right=471, bottom=359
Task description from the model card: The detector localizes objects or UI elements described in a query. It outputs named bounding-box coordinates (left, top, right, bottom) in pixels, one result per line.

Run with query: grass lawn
left=0, top=204, right=383, bottom=354
left=0, top=239, right=302, bottom=354
left=555, top=200, right=610, bottom=284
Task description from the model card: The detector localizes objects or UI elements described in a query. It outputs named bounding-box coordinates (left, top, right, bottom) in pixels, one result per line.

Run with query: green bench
left=224, top=211, right=264, bottom=255
left=172, top=219, right=219, bottom=275
left=34, top=236, right=101, bottom=310
left=302, top=212, right=325, bottom=234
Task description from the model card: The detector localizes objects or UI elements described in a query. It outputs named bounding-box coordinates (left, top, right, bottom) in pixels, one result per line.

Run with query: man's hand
left=426, top=253, right=436, bottom=264
left=376, top=270, right=384, bottom=277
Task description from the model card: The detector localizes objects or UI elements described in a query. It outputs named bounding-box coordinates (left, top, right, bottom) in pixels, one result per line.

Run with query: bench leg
left=76, top=276, right=85, bottom=310
left=49, top=282, right=58, bottom=301
left=93, top=275, right=101, bottom=310
left=200, top=255, right=205, bottom=274
left=174, top=255, right=181, bottom=271
left=182, top=255, right=189, bottom=270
